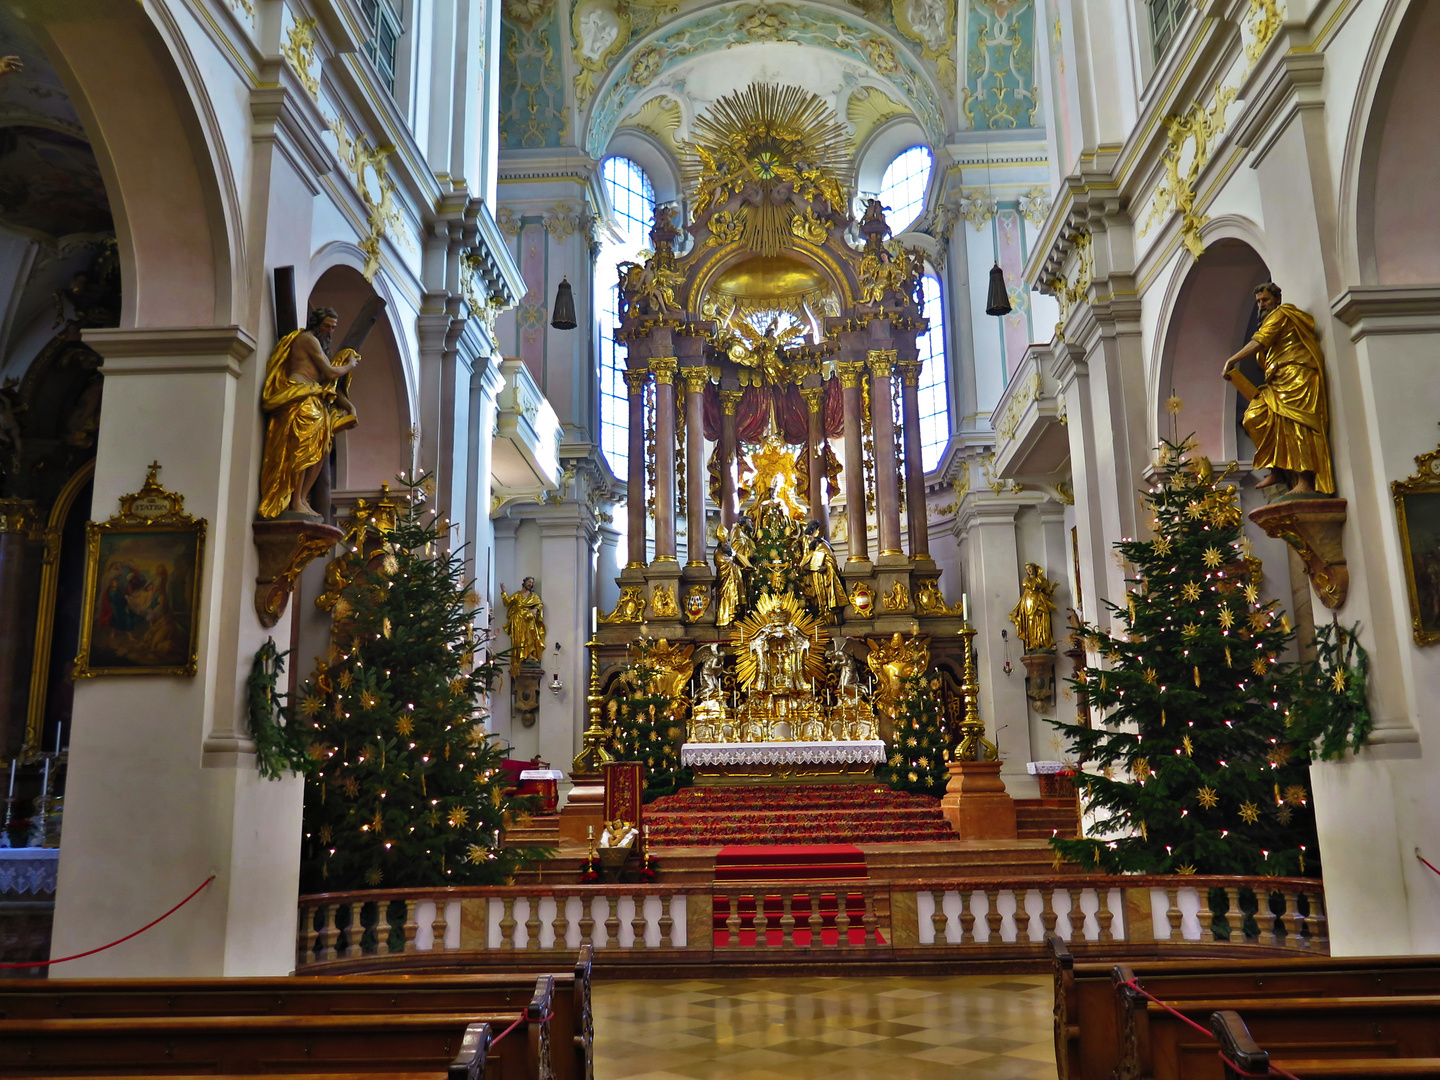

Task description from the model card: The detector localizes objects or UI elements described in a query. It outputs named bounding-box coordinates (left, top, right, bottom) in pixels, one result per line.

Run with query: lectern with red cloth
left=603, top=761, right=645, bottom=851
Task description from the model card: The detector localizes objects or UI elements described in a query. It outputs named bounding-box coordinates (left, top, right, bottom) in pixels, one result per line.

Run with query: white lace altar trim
left=681, top=740, right=887, bottom=767
left=0, top=848, right=59, bottom=896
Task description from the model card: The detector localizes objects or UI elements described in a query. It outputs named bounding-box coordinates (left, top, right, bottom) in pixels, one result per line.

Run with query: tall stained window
left=878, top=146, right=933, bottom=232
left=916, top=273, right=949, bottom=472
left=597, top=157, right=655, bottom=479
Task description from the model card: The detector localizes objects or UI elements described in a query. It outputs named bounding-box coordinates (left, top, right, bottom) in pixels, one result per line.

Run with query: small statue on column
left=714, top=526, right=746, bottom=628
left=1010, top=563, right=1058, bottom=711
left=800, top=520, right=844, bottom=623
left=500, top=577, right=546, bottom=673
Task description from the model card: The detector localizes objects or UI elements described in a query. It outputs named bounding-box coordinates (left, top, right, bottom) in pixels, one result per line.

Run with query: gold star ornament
left=1218, top=606, right=1234, bottom=629
left=1238, top=801, right=1262, bottom=824
left=448, top=807, right=470, bottom=828
left=1154, top=536, right=1173, bottom=555
left=1202, top=547, right=1225, bottom=568
left=1182, top=582, right=1202, bottom=601
left=1196, top=786, right=1219, bottom=809
left=1182, top=734, right=1195, bottom=756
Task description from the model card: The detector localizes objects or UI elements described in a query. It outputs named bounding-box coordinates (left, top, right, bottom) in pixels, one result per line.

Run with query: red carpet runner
left=646, top=783, right=955, bottom=846
left=712, top=843, right=882, bottom=946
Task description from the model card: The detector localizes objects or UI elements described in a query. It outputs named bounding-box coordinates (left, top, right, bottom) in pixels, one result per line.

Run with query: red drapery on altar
left=700, top=380, right=845, bottom=443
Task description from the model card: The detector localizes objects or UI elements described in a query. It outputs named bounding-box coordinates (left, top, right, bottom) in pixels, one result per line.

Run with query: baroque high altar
left=592, top=83, right=973, bottom=779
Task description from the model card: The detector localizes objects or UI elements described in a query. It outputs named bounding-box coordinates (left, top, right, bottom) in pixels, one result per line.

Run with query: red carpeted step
left=715, top=843, right=866, bottom=881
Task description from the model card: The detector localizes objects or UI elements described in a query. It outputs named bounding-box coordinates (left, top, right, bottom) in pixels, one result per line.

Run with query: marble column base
left=940, top=760, right=1018, bottom=840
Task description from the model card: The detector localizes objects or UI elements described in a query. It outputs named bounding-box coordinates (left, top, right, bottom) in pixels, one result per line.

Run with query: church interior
left=1, top=0, right=1439, bottom=1075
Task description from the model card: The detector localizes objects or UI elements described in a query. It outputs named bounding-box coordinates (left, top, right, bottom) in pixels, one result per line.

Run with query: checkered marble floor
left=594, top=975, right=1058, bottom=1080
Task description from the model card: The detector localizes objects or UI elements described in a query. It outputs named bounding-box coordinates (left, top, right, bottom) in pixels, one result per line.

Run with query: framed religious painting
left=1392, top=440, right=1440, bottom=646
left=74, top=464, right=207, bottom=677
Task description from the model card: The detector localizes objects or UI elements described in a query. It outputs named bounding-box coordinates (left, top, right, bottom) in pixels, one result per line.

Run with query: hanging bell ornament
left=550, top=276, right=578, bottom=330
left=985, top=262, right=1012, bottom=317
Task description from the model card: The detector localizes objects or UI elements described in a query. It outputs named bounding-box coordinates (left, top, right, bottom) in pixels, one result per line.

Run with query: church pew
left=1113, top=989, right=1440, bottom=1080
left=1049, top=936, right=1440, bottom=1080
left=1212, top=1010, right=1440, bottom=1080
left=0, top=948, right=591, bottom=1080
left=0, top=1015, right=508, bottom=1080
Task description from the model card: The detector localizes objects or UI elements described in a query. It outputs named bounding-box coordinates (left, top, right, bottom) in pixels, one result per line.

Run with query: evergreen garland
left=1290, top=620, right=1373, bottom=761
left=878, top=669, right=949, bottom=797
left=295, top=475, right=552, bottom=891
left=1048, top=442, right=1320, bottom=877
left=245, top=638, right=312, bottom=781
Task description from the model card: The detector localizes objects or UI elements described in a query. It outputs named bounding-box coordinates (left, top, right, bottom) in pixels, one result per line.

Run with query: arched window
left=878, top=146, right=933, bottom=232
left=915, top=272, right=949, bottom=471
left=597, top=156, right=655, bottom=478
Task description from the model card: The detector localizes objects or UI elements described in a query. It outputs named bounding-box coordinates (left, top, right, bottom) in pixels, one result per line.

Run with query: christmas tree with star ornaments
left=1048, top=439, right=1321, bottom=877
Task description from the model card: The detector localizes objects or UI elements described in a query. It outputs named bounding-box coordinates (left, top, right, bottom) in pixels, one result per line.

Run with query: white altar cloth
left=681, top=740, right=886, bottom=768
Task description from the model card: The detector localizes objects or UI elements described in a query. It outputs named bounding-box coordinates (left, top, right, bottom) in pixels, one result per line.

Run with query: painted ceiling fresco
left=499, top=0, right=1044, bottom=154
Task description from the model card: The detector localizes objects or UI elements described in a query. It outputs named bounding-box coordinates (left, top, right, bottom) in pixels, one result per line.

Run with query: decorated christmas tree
left=878, top=669, right=950, bottom=797
left=1049, top=440, right=1320, bottom=877
left=295, top=476, right=550, bottom=891
left=610, top=643, right=693, bottom=801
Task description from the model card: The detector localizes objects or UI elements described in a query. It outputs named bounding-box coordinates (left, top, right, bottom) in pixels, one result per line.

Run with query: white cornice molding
left=83, top=326, right=257, bottom=378
left=1331, top=285, right=1440, bottom=339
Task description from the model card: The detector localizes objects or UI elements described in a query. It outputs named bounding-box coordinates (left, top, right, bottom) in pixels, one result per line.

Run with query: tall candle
left=6, top=759, right=14, bottom=798
left=55, top=721, right=63, bottom=755
left=962, top=592, right=969, bottom=623
left=40, top=757, right=49, bottom=806
left=592, top=607, right=598, bottom=635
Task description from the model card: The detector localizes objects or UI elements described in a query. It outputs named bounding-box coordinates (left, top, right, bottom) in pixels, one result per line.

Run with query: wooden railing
left=295, top=875, right=1325, bottom=970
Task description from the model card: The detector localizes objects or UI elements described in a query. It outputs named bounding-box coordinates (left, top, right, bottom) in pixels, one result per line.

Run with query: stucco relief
left=960, top=0, right=1039, bottom=129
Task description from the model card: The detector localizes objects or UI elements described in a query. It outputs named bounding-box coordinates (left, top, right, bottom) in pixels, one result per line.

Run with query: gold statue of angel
left=722, top=311, right=803, bottom=386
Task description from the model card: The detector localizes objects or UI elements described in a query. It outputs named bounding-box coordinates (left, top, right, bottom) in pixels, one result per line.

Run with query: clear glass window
left=1148, top=0, right=1186, bottom=61
left=878, top=146, right=933, bottom=232
left=597, top=157, right=656, bottom=478
left=916, top=274, right=949, bottom=472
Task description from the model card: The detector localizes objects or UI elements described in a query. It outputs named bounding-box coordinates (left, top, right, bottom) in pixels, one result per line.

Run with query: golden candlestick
left=571, top=635, right=615, bottom=775
left=953, top=624, right=998, bottom=762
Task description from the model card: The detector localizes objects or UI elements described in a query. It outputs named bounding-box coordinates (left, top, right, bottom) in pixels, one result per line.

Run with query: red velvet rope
left=0, top=873, right=215, bottom=968
left=1417, top=851, right=1440, bottom=878
left=488, top=1010, right=555, bottom=1048
left=1119, top=980, right=1304, bottom=1080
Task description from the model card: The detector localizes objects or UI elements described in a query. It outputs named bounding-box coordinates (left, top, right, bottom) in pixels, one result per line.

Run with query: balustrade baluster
left=382, top=901, right=401, bottom=954
left=781, top=894, right=795, bottom=948
left=317, top=904, right=338, bottom=961
left=1280, top=890, right=1302, bottom=947
left=726, top=892, right=742, bottom=945
left=344, top=903, right=363, bottom=959
left=526, top=898, right=543, bottom=951
left=1065, top=888, right=1083, bottom=942
left=579, top=898, right=595, bottom=946
left=658, top=895, right=674, bottom=947
left=753, top=891, right=770, bottom=945
left=1224, top=887, right=1244, bottom=944
left=1014, top=890, right=1033, bottom=942
left=835, top=892, right=852, bottom=946
left=984, top=889, right=1003, bottom=943
left=1307, top=890, right=1328, bottom=951
left=1165, top=887, right=1182, bottom=940
left=861, top=892, right=878, bottom=946
left=1096, top=892, right=1115, bottom=944
left=931, top=891, right=949, bottom=943
left=401, top=900, right=419, bottom=954
left=431, top=900, right=449, bottom=953
left=958, top=891, right=975, bottom=944
left=551, top=897, right=570, bottom=951
left=498, top=897, right=515, bottom=950
left=296, top=907, right=312, bottom=968
left=631, top=897, right=648, bottom=948
left=604, top=898, right=621, bottom=947
left=809, top=894, right=824, bottom=946
left=1257, top=889, right=1279, bottom=947
left=1039, top=889, right=1058, bottom=938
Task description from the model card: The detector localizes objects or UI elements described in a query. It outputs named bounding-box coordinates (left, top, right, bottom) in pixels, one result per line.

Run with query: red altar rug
left=712, top=844, right=881, bottom=946
left=646, top=783, right=956, bottom=847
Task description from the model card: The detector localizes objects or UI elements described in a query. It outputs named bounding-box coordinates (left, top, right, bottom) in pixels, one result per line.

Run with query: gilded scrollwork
left=282, top=16, right=320, bottom=98
left=329, top=117, right=414, bottom=281
left=1138, top=83, right=1239, bottom=259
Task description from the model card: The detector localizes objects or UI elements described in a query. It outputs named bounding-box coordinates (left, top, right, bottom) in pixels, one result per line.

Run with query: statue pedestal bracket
left=511, top=661, right=542, bottom=727
left=251, top=519, right=342, bottom=628
left=1247, top=497, right=1348, bottom=609
left=940, top=759, right=1018, bottom=840
left=1021, top=652, right=1056, bottom=712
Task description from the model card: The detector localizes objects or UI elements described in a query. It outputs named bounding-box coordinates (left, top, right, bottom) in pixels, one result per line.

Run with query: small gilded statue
left=801, top=520, right=845, bottom=622
left=500, top=577, right=546, bottom=672
left=258, top=307, right=360, bottom=519
left=1222, top=282, right=1334, bottom=496
left=714, top=525, right=746, bottom=627
left=1009, top=563, right=1058, bottom=653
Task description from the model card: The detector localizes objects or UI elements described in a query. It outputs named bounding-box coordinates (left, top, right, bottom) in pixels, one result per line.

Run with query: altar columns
left=802, top=386, right=826, bottom=530
left=720, top=388, right=742, bottom=528
left=837, top=362, right=869, bottom=561
left=650, top=357, right=679, bottom=562
left=682, top=367, right=708, bottom=564
left=867, top=350, right=903, bottom=557
left=624, top=368, right=649, bottom=566
left=896, top=358, right=930, bottom=560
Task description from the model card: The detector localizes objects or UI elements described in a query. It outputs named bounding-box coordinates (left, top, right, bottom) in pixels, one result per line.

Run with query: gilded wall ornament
left=892, top=0, right=957, bottom=88
left=329, top=117, right=413, bottom=281
left=881, top=580, right=912, bottom=612
left=571, top=0, right=631, bottom=107
left=848, top=580, right=876, bottom=618
left=1391, top=436, right=1440, bottom=645
left=282, top=17, right=320, bottom=98
left=1139, top=83, right=1238, bottom=258
left=649, top=582, right=680, bottom=619
left=683, top=584, right=711, bottom=622
left=599, top=585, right=648, bottom=624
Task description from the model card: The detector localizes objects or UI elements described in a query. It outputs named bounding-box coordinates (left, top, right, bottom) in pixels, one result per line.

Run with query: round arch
left=305, top=257, right=414, bottom=493
left=583, top=3, right=946, bottom=158
left=26, top=0, right=236, bottom=328
left=1346, top=0, right=1440, bottom=284
left=1151, top=229, right=1271, bottom=463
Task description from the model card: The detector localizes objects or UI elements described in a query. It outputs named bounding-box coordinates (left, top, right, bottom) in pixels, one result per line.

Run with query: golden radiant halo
left=731, top=591, right=831, bottom=692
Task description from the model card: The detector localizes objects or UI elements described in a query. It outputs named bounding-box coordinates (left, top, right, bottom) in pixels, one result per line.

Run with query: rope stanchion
left=0, top=873, right=216, bottom=969
left=1118, top=980, right=1303, bottom=1080
left=488, top=1011, right=555, bottom=1049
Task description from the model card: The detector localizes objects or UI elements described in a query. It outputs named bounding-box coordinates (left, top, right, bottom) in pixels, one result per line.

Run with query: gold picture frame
left=1392, top=439, right=1440, bottom=647
left=74, top=463, right=207, bottom=678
